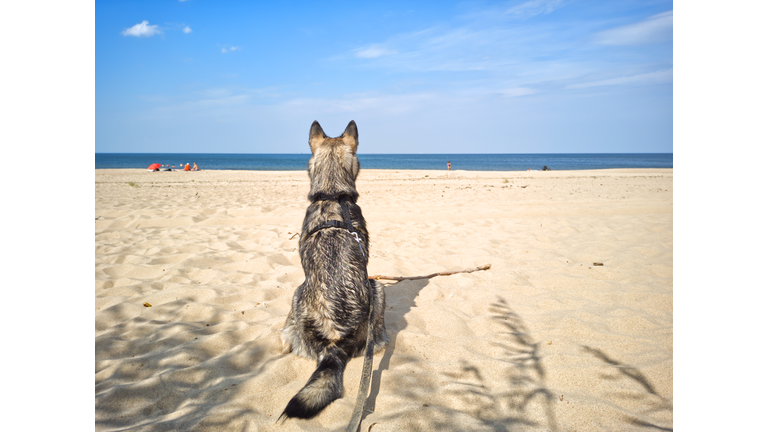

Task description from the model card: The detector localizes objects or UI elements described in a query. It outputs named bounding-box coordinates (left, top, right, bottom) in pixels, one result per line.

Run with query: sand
left=95, top=168, right=672, bottom=431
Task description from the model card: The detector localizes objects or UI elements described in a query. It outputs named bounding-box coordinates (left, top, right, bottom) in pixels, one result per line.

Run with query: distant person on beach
left=447, top=161, right=451, bottom=170
left=192, top=162, right=199, bottom=171
left=184, top=163, right=191, bottom=171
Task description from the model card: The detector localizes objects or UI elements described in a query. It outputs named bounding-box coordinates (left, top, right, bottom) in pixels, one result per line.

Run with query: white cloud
left=499, top=87, right=538, bottom=97
left=505, top=0, right=565, bottom=19
left=183, top=26, right=192, bottom=34
left=121, top=20, right=162, bottom=37
left=343, top=20, right=577, bottom=74
left=337, top=3, right=672, bottom=100
left=345, top=26, right=523, bottom=72
left=220, top=45, right=240, bottom=53
left=194, top=94, right=251, bottom=107
left=567, top=69, right=672, bottom=89
left=355, top=45, right=398, bottom=59
left=595, top=11, right=672, bottom=45
left=284, top=92, right=438, bottom=116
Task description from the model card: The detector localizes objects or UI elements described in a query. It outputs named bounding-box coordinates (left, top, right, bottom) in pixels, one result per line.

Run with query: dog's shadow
left=363, top=278, right=429, bottom=418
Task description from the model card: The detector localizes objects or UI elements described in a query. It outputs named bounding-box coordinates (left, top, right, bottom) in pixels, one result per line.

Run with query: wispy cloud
left=219, top=44, right=240, bottom=53
left=283, top=92, right=438, bottom=115
left=341, top=3, right=671, bottom=98
left=121, top=20, right=162, bottom=37
left=499, top=87, right=538, bottom=97
left=341, top=1, right=596, bottom=76
left=567, top=69, right=672, bottom=89
left=194, top=94, right=251, bottom=107
left=345, top=25, right=549, bottom=73
left=183, top=26, right=192, bottom=34
left=141, top=86, right=285, bottom=117
left=355, top=45, right=398, bottom=59
left=594, top=11, right=672, bottom=45
left=505, top=0, right=566, bottom=19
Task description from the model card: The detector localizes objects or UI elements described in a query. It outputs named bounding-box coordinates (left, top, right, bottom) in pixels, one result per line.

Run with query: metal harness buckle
left=348, top=230, right=365, bottom=258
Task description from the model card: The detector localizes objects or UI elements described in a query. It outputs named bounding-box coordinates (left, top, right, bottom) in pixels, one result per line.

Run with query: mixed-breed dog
left=278, top=120, right=389, bottom=425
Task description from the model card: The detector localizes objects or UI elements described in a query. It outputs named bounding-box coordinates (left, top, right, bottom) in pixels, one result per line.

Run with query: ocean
left=95, top=153, right=672, bottom=171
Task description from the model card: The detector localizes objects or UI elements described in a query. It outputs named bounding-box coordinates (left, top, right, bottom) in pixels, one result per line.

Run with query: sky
left=96, top=0, right=673, bottom=154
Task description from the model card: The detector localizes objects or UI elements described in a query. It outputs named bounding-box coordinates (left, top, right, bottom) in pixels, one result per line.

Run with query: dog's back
left=280, top=121, right=388, bottom=420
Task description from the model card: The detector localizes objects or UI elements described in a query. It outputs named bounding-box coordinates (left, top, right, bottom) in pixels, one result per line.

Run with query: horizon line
left=95, top=151, right=673, bottom=155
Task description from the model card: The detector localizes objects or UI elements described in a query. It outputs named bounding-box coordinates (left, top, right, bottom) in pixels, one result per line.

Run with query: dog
left=279, top=120, right=388, bottom=420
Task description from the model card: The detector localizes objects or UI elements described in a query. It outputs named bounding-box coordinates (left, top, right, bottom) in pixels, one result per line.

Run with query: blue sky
left=96, top=0, right=673, bottom=154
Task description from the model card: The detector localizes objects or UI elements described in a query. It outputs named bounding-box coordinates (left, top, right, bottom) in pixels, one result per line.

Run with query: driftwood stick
left=368, top=264, right=491, bottom=281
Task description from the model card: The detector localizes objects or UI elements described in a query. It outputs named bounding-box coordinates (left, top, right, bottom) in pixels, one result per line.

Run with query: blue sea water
left=95, top=153, right=672, bottom=171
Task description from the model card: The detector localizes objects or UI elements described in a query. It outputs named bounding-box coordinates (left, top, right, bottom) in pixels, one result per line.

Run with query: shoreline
left=95, top=167, right=673, bottom=182
left=96, top=167, right=672, bottom=173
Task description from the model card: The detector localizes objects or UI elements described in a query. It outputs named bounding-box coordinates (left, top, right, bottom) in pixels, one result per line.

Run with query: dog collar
left=309, top=192, right=358, bottom=203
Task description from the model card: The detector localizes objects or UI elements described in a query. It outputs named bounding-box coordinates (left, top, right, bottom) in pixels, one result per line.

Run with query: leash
left=307, top=195, right=376, bottom=432
left=346, top=278, right=375, bottom=432
left=337, top=197, right=375, bottom=432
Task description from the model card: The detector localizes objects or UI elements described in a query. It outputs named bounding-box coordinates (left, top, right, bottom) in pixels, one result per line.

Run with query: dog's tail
left=279, top=344, right=348, bottom=420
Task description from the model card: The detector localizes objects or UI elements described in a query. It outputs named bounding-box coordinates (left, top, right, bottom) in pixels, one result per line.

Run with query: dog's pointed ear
left=309, top=121, right=327, bottom=154
left=341, top=120, right=358, bottom=153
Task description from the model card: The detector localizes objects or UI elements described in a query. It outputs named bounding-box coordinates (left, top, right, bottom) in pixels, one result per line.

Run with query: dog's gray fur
left=279, top=120, right=388, bottom=420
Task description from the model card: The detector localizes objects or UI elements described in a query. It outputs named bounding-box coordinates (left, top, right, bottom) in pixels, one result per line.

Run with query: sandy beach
left=95, top=168, right=672, bottom=431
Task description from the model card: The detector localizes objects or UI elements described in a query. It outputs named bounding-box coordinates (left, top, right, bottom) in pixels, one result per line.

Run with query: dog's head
left=307, top=120, right=361, bottom=201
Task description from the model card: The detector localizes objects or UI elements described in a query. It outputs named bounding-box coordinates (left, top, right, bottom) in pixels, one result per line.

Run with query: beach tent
left=147, top=163, right=161, bottom=171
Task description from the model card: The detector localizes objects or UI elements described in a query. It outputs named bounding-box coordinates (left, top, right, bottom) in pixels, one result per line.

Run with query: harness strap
left=306, top=195, right=366, bottom=258
left=305, top=220, right=348, bottom=239
left=339, top=196, right=356, bottom=233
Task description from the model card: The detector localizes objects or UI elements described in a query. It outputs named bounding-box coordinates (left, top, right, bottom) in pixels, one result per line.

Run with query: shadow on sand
left=359, top=290, right=559, bottom=431
left=582, top=345, right=673, bottom=431
left=434, top=296, right=559, bottom=431
left=363, top=278, right=430, bottom=419
left=97, top=278, right=567, bottom=431
left=95, top=297, right=279, bottom=431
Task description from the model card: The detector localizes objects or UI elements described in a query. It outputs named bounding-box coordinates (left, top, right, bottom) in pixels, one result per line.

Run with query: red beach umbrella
left=147, top=163, right=161, bottom=171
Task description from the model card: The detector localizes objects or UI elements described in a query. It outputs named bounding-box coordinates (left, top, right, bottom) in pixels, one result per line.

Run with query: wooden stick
left=368, top=264, right=491, bottom=281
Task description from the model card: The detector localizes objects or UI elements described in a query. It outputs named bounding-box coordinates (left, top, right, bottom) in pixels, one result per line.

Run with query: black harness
left=305, top=193, right=366, bottom=258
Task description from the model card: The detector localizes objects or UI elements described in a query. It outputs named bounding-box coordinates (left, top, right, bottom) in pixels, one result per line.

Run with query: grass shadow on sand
left=95, top=297, right=279, bottom=431
left=582, top=345, right=673, bottom=431
left=435, top=296, right=559, bottom=431
left=361, top=292, right=559, bottom=431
